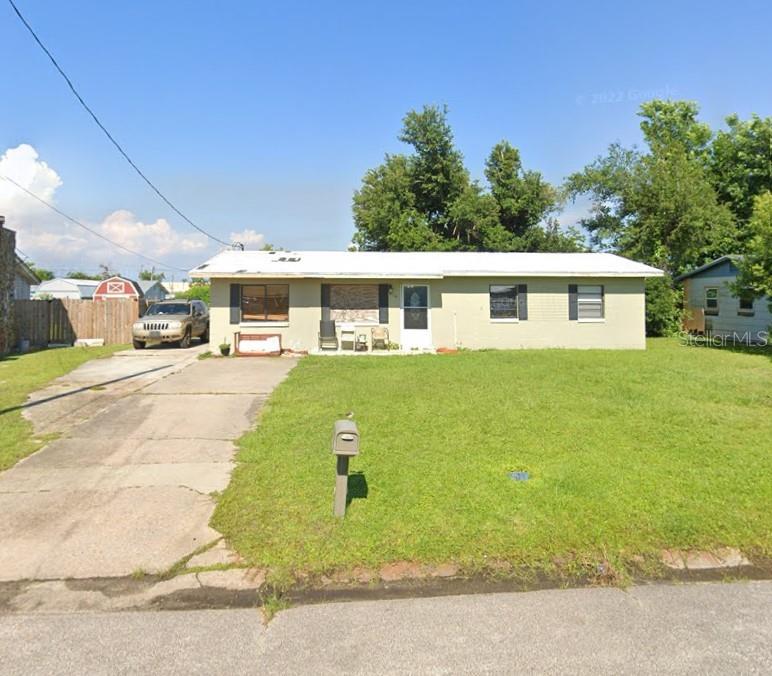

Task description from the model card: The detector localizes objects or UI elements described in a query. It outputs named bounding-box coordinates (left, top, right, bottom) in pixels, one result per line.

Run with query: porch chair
left=371, top=326, right=389, bottom=350
left=318, top=320, right=338, bottom=351
left=340, top=323, right=356, bottom=350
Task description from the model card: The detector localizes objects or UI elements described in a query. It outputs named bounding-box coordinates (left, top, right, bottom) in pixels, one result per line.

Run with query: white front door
left=401, top=284, right=432, bottom=350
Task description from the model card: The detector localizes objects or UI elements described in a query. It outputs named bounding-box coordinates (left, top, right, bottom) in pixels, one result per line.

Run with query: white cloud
left=0, top=143, right=213, bottom=274
left=229, top=228, right=265, bottom=250
left=0, top=144, right=62, bottom=220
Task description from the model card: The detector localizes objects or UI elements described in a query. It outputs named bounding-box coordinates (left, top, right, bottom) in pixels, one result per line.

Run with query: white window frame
left=577, top=284, right=605, bottom=322
left=704, top=287, right=719, bottom=316
left=489, top=284, right=519, bottom=323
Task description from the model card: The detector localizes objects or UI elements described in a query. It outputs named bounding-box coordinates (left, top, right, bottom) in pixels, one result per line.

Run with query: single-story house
left=190, top=251, right=662, bottom=352
left=677, top=255, right=770, bottom=343
left=137, top=279, right=170, bottom=302
left=13, top=255, right=40, bottom=300
left=32, top=277, right=100, bottom=300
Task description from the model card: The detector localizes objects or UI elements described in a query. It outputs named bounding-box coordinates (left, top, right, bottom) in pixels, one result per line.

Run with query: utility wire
left=0, top=174, right=189, bottom=273
left=6, top=0, right=237, bottom=249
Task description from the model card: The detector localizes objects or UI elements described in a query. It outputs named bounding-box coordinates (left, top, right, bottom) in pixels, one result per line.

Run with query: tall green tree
left=67, top=271, right=101, bottom=280
left=735, top=191, right=772, bottom=303
left=485, top=141, right=555, bottom=236
left=566, top=100, right=733, bottom=276
left=709, top=114, right=772, bottom=230
left=29, top=265, right=54, bottom=281
left=138, top=267, right=166, bottom=281
left=353, top=105, right=581, bottom=252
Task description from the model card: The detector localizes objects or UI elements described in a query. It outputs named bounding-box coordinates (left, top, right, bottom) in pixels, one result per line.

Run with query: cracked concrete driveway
left=0, top=346, right=296, bottom=582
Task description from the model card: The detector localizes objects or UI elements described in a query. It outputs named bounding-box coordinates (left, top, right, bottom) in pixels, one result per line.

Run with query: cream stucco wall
left=210, top=276, right=647, bottom=352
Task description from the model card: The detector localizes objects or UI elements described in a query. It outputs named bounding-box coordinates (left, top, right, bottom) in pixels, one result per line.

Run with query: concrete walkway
left=0, top=346, right=296, bottom=581
left=1, top=581, right=770, bottom=674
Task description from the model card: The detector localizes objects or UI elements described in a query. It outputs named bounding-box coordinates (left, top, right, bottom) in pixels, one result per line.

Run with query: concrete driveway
left=0, top=346, right=296, bottom=581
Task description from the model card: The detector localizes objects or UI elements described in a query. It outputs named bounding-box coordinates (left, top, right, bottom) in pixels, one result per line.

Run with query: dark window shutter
left=321, top=284, right=331, bottom=322
left=568, top=284, right=578, bottom=320
left=517, top=284, right=528, bottom=320
left=230, top=284, right=241, bottom=324
left=378, top=284, right=389, bottom=324
left=601, top=285, right=605, bottom=317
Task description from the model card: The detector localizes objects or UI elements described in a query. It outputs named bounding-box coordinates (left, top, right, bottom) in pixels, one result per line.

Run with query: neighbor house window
left=490, top=285, right=518, bottom=319
left=704, top=287, right=719, bottom=316
left=738, top=291, right=755, bottom=316
left=577, top=285, right=604, bottom=319
left=241, top=284, right=289, bottom=322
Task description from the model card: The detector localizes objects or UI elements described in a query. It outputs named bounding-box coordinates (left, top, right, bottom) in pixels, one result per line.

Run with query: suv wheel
left=201, top=325, right=209, bottom=343
left=179, top=328, right=192, bottom=349
left=133, top=339, right=145, bottom=350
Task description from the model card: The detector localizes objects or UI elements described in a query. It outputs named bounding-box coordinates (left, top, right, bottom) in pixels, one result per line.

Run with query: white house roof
left=190, top=250, right=663, bottom=279
left=34, top=278, right=100, bottom=299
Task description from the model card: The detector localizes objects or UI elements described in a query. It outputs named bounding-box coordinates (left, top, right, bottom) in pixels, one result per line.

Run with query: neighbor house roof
left=35, top=278, right=101, bottom=299
left=136, top=279, right=167, bottom=293
left=14, top=255, right=40, bottom=285
left=190, top=250, right=663, bottom=279
left=675, top=255, right=742, bottom=281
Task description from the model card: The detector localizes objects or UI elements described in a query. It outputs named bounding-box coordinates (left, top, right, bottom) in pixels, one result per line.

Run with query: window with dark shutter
left=240, top=284, right=289, bottom=322
left=490, top=285, right=518, bottom=319
left=568, top=284, right=578, bottom=320
left=577, top=285, right=604, bottom=319
left=229, top=284, right=240, bottom=324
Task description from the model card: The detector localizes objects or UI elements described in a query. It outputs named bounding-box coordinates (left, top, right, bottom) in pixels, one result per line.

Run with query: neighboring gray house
left=32, top=278, right=100, bottom=300
left=137, top=279, right=170, bottom=302
left=14, top=255, right=40, bottom=300
left=0, top=216, right=14, bottom=354
left=677, top=255, right=770, bottom=343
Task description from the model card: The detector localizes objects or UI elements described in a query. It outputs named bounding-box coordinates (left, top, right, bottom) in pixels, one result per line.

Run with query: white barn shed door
left=401, top=284, right=432, bottom=350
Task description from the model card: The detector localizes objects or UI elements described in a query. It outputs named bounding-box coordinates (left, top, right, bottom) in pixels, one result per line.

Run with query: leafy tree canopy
left=353, top=105, right=582, bottom=252
left=138, top=268, right=166, bottom=281
left=735, top=191, right=772, bottom=301
left=566, top=100, right=735, bottom=276
left=67, top=271, right=101, bottom=280
left=29, top=265, right=54, bottom=281
left=178, top=280, right=210, bottom=305
left=709, top=114, right=772, bottom=229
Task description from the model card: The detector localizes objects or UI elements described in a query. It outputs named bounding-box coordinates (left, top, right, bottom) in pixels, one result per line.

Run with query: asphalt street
left=1, top=581, right=770, bottom=675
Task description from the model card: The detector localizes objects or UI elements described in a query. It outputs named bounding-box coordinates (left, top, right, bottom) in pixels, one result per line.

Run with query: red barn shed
left=92, top=276, right=143, bottom=301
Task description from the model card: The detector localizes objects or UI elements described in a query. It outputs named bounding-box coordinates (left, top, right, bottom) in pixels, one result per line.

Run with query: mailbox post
left=332, top=419, right=359, bottom=517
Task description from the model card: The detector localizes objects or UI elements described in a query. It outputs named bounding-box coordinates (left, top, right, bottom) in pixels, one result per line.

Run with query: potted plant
left=219, top=340, right=231, bottom=357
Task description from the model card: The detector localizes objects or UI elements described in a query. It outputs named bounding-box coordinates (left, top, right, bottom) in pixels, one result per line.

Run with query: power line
left=0, top=174, right=189, bottom=273
left=6, top=0, right=236, bottom=249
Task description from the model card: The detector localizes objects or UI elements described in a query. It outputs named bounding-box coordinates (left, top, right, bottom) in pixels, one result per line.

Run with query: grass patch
left=212, top=339, right=772, bottom=581
left=0, top=345, right=127, bottom=470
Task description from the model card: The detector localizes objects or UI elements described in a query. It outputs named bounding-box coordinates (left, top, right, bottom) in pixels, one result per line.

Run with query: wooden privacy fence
left=14, top=298, right=146, bottom=346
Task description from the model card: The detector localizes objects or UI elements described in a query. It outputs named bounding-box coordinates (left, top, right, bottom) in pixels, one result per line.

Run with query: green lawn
left=0, top=345, right=127, bottom=470
left=213, top=339, right=772, bottom=582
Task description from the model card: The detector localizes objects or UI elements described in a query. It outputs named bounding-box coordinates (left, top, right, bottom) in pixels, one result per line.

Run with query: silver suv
left=132, top=299, right=209, bottom=349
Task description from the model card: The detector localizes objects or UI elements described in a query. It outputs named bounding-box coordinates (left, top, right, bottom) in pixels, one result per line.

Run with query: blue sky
left=2, top=0, right=771, bottom=276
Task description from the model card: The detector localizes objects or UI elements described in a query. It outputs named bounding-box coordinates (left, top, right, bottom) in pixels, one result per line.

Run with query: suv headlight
left=167, top=321, right=182, bottom=329
left=133, top=322, right=144, bottom=329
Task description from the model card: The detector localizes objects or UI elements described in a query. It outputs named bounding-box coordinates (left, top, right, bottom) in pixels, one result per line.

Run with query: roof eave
left=675, top=255, right=741, bottom=281
left=191, top=270, right=663, bottom=279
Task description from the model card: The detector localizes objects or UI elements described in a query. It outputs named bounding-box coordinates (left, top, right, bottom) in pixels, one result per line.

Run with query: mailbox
left=332, top=419, right=360, bottom=456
